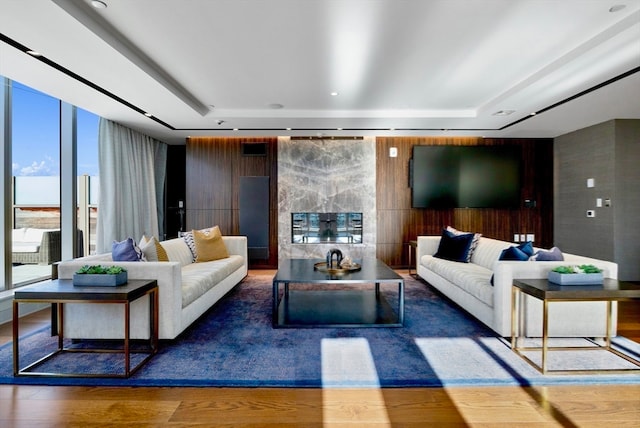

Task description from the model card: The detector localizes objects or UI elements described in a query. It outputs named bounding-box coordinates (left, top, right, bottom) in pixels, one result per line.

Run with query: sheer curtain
left=96, top=118, right=168, bottom=253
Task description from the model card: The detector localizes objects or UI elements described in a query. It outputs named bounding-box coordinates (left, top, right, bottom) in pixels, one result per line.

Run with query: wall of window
left=3, top=79, right=99, bottom=290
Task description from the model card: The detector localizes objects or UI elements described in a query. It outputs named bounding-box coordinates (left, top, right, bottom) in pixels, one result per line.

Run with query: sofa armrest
left=57, top=259, right=184, bottom=336
left=417, top=236, right=440, bottom=260
left=491, top=258, right=619, bottom=335
left=222, top=236, right=248, bottom=261
left=40, top=230, right=62, bottom=264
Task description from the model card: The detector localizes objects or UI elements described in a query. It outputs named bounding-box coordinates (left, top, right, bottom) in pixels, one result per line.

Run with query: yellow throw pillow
left=155, top=239, right=169, bottom=261
left=194, top=226, right=229, bottom=262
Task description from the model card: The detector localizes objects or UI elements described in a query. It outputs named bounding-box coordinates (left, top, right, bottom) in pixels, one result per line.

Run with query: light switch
left=587, top=210, right=595, bottom=217
left=596, top=198, right=602, bottom=207
left=587, top=178, right=595, bottom=188
left=389, top=147, right=398, bottom=157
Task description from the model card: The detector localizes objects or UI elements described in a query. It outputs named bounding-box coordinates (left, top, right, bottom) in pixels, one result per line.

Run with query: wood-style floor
left=0, top=273, right=638, bottom=427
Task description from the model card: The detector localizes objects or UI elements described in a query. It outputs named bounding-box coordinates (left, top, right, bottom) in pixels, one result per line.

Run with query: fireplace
left=292, top=212, right=362, bottom=244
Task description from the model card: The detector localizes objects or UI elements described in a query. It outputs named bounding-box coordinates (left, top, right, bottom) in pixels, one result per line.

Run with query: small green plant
left=76, top=265, right=127, bottom=275
left=551, top=264, right=602, bottom=274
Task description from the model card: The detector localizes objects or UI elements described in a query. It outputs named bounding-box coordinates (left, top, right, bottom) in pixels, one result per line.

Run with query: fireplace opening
left=292, top=212, right=362, bottom=244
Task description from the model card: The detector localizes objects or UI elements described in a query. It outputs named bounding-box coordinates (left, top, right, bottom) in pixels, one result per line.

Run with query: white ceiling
left=1, top=0, right=639, bottom=144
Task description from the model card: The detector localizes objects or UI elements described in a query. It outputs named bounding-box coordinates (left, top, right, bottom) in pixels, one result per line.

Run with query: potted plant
left=548, top=264, right=603, bottom=285
left=73, top=265, right=128, bottom=286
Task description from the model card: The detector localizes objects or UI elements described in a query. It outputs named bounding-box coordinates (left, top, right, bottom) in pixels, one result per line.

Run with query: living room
left=1, top=1, right=640, bottom=425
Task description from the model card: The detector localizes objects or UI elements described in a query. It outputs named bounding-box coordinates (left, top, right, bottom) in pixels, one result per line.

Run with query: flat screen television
left=411, top=145, right=522, bottom=209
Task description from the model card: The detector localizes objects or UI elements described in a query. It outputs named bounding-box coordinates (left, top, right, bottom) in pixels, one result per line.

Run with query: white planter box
left=548, top=271, right=603, bottom=285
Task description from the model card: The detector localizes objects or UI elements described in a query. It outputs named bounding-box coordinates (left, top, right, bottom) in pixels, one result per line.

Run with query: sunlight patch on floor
left=321, top=337, right=391, bottom=426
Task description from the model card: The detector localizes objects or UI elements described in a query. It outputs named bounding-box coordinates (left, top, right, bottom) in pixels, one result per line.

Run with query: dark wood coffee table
left=13, top=279, right=159, bottom=378
left=511, top=278, right=640, bottom=374
left=272, top=258, right=404, bottom=328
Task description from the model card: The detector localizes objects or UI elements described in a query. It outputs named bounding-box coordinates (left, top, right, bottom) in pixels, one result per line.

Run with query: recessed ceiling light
left=530, top=112, right=537, bottom=116
left=233, top=128, right=239, bottom=131
left=609, top=4, right=626, bottom=12
left=91, top=0, right=108, bottom=9
left=492, top=110, right=515, bottom=116
left=26, top=50, right=42, bottom=57
left=286, top=127, right=292, bottom=131
left=337, top=127, right=343, bottom=131
left=144, top=112, right=152, bottom=117
left=330, top=92, right=339, bottom=96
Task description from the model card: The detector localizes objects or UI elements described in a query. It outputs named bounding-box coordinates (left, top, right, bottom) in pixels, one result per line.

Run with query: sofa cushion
left=434, top=229, right=474, bottom=263
left=183, top=226, right=214, bottom=260
left=422, top=255, right=494, bottom=307
left=181, top=255, right=245, bottom=308
left=12, top=228, right=26, bottom=241
left=160, top=238, right=193, bottom=267
left=470, top=237, right=512, bottom=270
left=112, top=237, right=142, bottom=261
left=194, top=226, right=229, bottom=262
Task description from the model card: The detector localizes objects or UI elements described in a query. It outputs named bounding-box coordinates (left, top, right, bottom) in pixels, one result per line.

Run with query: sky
left=11, top=81, right=99, bottom=177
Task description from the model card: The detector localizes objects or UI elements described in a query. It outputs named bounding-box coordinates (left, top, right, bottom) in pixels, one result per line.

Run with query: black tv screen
left=411, top=145, right=521, bottom=209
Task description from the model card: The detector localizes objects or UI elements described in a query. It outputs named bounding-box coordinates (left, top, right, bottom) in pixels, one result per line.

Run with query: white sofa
left=417, top=235, right=618, bottom=337
left=56, top=235, right=248, bottom=340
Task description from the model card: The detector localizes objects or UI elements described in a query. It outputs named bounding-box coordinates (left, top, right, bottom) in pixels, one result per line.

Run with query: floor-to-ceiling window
left=4, top=80, right=99, bottom=290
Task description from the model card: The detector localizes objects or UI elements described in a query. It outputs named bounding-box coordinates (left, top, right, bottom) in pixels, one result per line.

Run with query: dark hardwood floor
left=0, top=271, right=638, bottom=427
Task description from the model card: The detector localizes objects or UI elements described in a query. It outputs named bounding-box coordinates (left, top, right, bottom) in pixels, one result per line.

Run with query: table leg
left=272, top=280, right=279, bottom=326
left=124, top=301, right=130, bottom=377
left=375, top=282, right=380, bottom=298
left=398, top=280, right=404, bottom=325
left=542, top=299, right=549, bottom=374
left=13, top=300, right=19, bottom=376
left=606, top=300, right=612, bottom=349
left=511, top=287, right=517, bottom=349
left=57, top=303, right=64, bottom=350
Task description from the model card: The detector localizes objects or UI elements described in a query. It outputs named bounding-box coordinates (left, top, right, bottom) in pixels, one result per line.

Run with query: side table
left=511, top=278, right=640, bottom=374
left=13, top=279, right=159, bottom=378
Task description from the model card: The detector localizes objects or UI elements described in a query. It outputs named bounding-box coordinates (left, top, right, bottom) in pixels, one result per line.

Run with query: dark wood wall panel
left=185, top=137, right=278, bottom=268
left=185, top=135, right=552, bottom=270
left=376, top=137, right=554, bottom=268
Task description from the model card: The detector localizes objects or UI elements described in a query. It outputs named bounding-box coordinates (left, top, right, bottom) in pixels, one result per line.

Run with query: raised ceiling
left=1, top=0, right=639, bottom=144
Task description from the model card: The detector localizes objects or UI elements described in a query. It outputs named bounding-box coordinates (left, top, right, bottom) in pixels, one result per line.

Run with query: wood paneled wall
left=185, top=136, right=553, bottom=269
left=376, top=137, right=554, bottom=268
left=185, top=137, right=278, bottom=268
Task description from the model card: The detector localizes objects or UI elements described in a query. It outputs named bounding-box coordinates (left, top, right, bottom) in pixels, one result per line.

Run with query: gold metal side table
left=511, top=278, right=640, bottom=375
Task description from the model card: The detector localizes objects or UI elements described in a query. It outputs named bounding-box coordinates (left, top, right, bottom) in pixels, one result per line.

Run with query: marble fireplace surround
left=277, top=136, right=376, bottom=261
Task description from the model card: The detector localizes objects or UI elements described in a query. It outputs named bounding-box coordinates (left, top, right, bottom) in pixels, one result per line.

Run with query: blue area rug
left=1, top=272, right=639, bottom=387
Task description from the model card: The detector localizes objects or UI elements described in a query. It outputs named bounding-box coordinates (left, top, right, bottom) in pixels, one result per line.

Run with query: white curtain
left=96, top=118, right=168, bottom=253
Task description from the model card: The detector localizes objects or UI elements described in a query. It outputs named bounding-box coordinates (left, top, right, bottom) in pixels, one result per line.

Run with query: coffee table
left=13, top=279, right=159, bottom=378
left=511, top=278, right=640, bottom=374
left=272, top=258, right=404, bottom=328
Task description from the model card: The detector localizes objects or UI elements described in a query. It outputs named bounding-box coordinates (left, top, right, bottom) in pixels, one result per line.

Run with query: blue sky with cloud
left=11, top=81, right=99, bottom=177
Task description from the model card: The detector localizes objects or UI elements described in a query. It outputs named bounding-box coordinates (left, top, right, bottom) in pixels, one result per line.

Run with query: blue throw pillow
left=434, top=229, right=475, bottom=263
left=499, top=246, right=530, bottom=261
left=516, top=241, right=534, bottom=257
left=533, top=246, right=564, bottom=261
left=112, top=237, right=142, bottom=261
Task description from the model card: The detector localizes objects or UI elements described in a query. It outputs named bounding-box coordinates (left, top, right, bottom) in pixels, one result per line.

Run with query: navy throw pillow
left=112, top=237, right=142, bottom=261
left=499, top=246, right=530, bottom=261
left=434, top=229, right=475, bottom=263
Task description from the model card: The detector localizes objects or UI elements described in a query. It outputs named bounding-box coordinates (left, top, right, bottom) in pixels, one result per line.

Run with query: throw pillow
left=193, top=226, right=229, bottom=262
left=499, top=246, right=530, bottom=261
left=112, top=237, right=142, bottom=261
left=516, top=241, right=534, bottom=258
left=434, top=229, right=475, bottom=263
left=446, top=226, right=481, bottom=262
left=183, top=227, right=214, bottom=260
left=139, top=235, right=163, bottom=262
left=532, top=246, right=564, bottom=261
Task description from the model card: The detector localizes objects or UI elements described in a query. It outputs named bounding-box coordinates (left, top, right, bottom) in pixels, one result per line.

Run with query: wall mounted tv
left=411, top=145, right=522, bottom=209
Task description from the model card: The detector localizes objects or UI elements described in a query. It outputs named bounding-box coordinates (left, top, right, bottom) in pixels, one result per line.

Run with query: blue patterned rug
left=1, top=272, right=639, bottom=387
